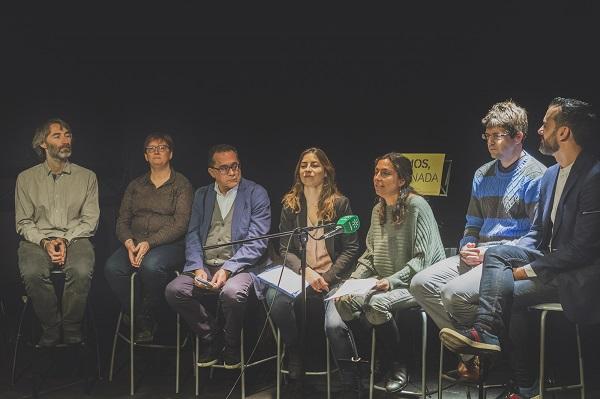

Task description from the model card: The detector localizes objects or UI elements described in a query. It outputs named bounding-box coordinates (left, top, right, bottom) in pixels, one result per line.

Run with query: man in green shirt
left=15, top=118, right=99, bottom=346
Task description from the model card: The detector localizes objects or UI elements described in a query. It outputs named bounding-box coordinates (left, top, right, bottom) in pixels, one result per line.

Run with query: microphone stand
left=202, top=223, right=334, bottom=251
left=203, top=224, right=332, bottom=395
left=298, top=228, right=308, bottom=393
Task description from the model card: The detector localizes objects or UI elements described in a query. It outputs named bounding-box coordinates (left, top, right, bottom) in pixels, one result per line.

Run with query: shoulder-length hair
left=375, top=152, right=419, bottom=225
left=282, top=147, right=341, bottom=222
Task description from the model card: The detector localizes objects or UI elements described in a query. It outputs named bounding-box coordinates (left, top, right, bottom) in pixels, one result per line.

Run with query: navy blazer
left=517, top=151, right=600, bottom=324
left=183, top=178, right=271, bottom=275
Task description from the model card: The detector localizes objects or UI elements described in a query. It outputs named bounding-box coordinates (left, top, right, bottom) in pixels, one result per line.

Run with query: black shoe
left=385, top=361, right=408, bottom=393
left=223, top=343, right=241, bottom=369
left=134, top=315, right=156, bottom=343
left=197, top=334, right=222, bottom=367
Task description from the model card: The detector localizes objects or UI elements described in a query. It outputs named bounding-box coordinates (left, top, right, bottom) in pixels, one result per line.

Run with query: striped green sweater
left=350, top=195, right=446, bottom=289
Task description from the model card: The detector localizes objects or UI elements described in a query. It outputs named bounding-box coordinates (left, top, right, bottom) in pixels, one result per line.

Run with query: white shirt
left=550, top=162, right=573, bottom=227
left=214, top=184, right=238, bottom=218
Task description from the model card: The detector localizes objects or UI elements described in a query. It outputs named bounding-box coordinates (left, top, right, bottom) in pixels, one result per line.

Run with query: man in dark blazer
left=439, top=97, right=600, bottom=399
left=165, top=144, right=271, bottom=369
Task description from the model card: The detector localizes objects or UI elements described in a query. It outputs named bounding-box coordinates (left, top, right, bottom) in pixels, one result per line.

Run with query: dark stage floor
left=2, top=289, right=599, bottom=399
left=1, top=336, right=598, bottom=399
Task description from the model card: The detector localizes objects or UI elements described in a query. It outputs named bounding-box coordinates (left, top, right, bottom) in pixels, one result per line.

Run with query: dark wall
left=3, top=4, right=600, bottom=260
left=2, top=5, right=600, bottom=368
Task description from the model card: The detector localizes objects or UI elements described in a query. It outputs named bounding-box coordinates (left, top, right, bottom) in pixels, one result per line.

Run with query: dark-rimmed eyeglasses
left=210, top=162, right=240, bottom=174
left=145, top=144, right=171, bottom=153
left=481, top=133, right=510, bottom=141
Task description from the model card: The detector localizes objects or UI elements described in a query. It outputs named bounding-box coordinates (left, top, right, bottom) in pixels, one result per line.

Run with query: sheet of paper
left=256, top=265, right=309, bottom=297
left=324, top=278, right=378, bottom=301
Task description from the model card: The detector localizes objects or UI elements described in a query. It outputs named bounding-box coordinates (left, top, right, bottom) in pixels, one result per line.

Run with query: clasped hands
left=459, top=242, right=485, bottom=267
left=125, top=239, right=150, bottom=268
left=43, top=238, right=68, bottom=266
left=460, top=242, right=529, bottom=281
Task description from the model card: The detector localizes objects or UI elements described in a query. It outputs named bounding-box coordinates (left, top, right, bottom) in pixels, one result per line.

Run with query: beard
left=539, top=131, right=559, bottom=156
left=46, top=142, right=72, bottom=160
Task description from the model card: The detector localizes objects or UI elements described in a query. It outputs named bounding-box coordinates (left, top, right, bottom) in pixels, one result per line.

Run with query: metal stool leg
left=420, top=310, right=428, bottom=399
left=539, top=309, right=547, bottom=399
left=194, top=334, right=199, bottom=396
left=108, top=312, right=123, bottom=382
left=438, top=340, right=444, bottom=399
left=276, top=329, right=281, bottom=399
left=129, top=272, right=136, bottom=396
left=369, top=327, right=376, bottom=399
left=326, top=335, right=331, bottom=399
left=241, top=328, right=245, bottom=399
left=175, top=312, right=180, bottom=393
left=11, top=296, right=28, bottom=386
left=576, top=323, right=585, bottom=399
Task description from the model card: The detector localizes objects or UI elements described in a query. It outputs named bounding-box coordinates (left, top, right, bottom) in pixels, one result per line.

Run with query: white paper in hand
left=257, top=265, right=309, bottom=298
left=325, top=278, right=378, bottom=301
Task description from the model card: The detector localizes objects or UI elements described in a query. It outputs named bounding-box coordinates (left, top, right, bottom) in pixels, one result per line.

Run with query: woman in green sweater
left=335, top=152, right=445, bottom=393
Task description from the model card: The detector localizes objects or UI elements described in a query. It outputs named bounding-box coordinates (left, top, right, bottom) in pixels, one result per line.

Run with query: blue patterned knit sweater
left=460, top=151, right=546, bottom=249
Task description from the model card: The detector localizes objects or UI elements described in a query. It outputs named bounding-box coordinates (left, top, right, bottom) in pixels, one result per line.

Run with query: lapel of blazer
left=543, top=166, right=559, bottom=227
left=201, top=184, right=217, bottom=245
left=297, top=195, right=308, bottom=229
left=551, top=152, right=591, bottom=242
left=537, top=165, right=558, bottom=250
left=231, top=178, right=247, bottom=242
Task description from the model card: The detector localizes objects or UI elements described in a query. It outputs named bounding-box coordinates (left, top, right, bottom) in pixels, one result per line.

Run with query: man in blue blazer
left=440, top=97, right=600, bottom=398
left=166, top=144, right=271, bottom=369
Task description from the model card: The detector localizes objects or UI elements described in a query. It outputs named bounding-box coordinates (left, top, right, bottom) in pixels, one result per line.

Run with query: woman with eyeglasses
left=264, top=147, right=360, bottom=396
left=334, top=153, right=445, bottom=393
left=105, top=133, right=193, bottom=343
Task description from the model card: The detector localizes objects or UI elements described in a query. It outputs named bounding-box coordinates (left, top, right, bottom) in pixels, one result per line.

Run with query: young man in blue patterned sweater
left=410, top=100, right=546, bottom=381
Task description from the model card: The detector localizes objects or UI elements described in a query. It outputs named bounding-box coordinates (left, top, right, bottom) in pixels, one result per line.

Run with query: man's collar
left=43, top=160, right=71, bottom=175
left=214, top=182, right=239, bottom=196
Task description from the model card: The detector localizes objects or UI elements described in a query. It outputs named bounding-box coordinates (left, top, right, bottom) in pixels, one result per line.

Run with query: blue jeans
left=104, top=241, right=185, bottom=317
left=474, top=244, right=559, bottom=388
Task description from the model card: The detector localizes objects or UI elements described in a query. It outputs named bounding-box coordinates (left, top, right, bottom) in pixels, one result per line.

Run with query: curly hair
left=481, top=100, right=528, bottom=139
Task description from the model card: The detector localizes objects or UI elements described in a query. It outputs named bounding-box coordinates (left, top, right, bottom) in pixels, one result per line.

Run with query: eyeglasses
left=481, top=133, right=510, bottom=141
left=210, top=162, right=240, bottom=174
left=145, top=144, right=170, bottom=153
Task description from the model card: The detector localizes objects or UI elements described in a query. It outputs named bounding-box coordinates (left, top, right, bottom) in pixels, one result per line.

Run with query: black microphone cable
left=224, top=228, right=297, bottom=399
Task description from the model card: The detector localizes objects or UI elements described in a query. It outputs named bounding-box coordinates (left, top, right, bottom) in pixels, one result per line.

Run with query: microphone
left=320, top=215, right=360, bottom=240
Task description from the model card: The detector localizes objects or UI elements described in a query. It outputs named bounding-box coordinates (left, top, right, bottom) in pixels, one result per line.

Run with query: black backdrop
left=2, top=2, right=600, bottom=377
